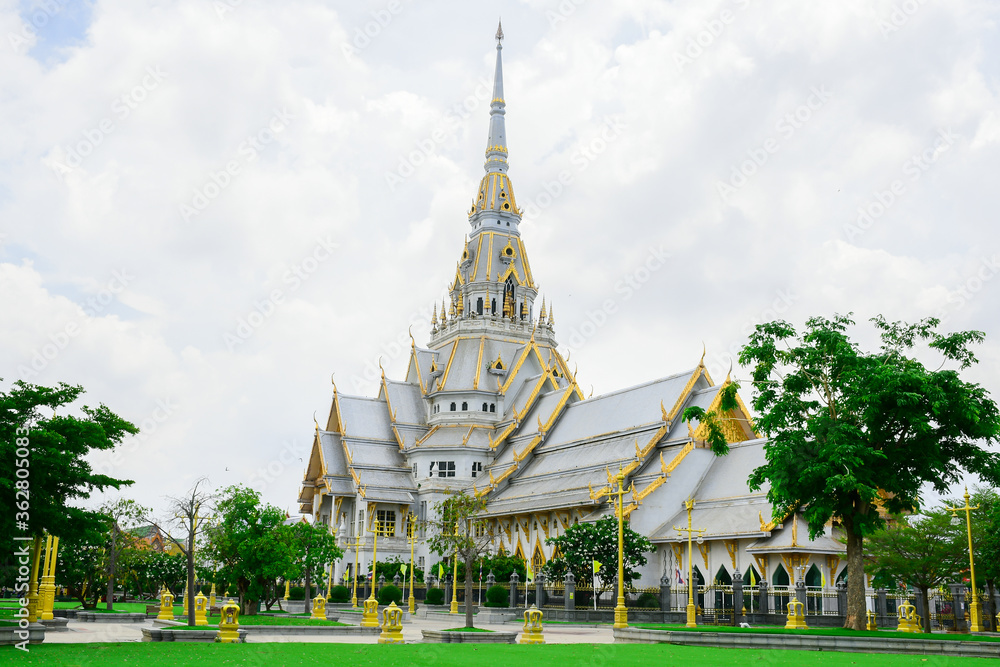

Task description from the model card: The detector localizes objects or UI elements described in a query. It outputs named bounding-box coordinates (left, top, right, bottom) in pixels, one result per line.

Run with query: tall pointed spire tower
left=434, top=21, right=546, bottom=349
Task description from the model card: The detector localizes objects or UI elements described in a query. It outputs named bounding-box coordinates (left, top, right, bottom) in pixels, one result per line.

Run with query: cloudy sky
left=2, top=0, right=999, bottom=520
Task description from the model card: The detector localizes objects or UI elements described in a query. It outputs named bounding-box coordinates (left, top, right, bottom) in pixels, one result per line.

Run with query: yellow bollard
left=866, top=609, right=878, bottom=631
left=209, top=583, right=216, bottom=609
left=378, top=602, right=405, bottom=644
left=215, top=599, right=241, bottom=643
left=311, top=595, right=327, bottom=620
left=26, top=537, right=42, bottom=623
left=182, top=584, right=189, bottom=616
left=519, top=604, right=545, bottom=644
left=157, top=588, right=175, bottom=621
left=896, top=603, right=921, bottom=633
left=784, top=600, right=809, bottom=630
left=361, top=597, right=379, bottom=627
left=194, top=591, right=209, bottom=626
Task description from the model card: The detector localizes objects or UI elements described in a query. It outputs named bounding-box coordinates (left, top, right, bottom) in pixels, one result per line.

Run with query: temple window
left=450, top=402, right=456, bottom=411
left=461, top=401, right=468, bottom=411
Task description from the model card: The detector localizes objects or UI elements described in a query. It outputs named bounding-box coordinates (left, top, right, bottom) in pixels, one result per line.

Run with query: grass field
left=0, top=642, right=992, bottom=666
left=636, top=623, right=1000, bottom=643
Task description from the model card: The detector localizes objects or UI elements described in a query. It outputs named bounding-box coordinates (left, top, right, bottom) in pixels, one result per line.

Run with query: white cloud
left=1, top=0, right=998, bottom=516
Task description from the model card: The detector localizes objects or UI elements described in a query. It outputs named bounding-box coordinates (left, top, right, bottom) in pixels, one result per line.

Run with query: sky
left=2, top=0, right=999, bottom=522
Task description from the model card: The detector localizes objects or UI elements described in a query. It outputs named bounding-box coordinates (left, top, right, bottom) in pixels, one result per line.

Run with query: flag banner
left=749, top=569, right=756, bottom=587
left=676, top=568, right=684, bottom=585
left=526, top=563, right=534, bottom=582
left=438, top=564, right=444, bottom=579
left=401, top=563, right=408, bottom=576
left=593, top=560, right=602, bottom=574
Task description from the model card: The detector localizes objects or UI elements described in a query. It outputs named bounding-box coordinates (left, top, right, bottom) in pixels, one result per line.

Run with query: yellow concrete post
left=784, top=600, right=808, bottom=629
left=39, top=535, right=54, bottom=621
left=519, top=604, right=545, bottom=644
left=311, top=595, right=327, bottom=620
left=378, top=602, right=404, bottom=644
left=43, top=536, right=59, bottom=620
left=194, top=591, right=209, bottom=626
left=157, top=588, right=175, bottom=621
left=216, top=599, right=241, bottom=643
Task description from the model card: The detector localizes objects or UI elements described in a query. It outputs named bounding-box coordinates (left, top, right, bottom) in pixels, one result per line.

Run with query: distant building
left=298, top=25, right=845, bottom=592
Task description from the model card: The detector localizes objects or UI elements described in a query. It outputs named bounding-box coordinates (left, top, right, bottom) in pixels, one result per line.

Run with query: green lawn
left=636, top=623, right=1000, bottom=643
left=0, top=643, right=992, bottom=666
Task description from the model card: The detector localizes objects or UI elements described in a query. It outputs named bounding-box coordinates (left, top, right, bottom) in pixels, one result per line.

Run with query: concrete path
left=42, top=612, right=615, bottom=645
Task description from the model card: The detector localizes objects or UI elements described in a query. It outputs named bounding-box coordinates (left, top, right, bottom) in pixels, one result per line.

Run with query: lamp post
left=673, top=497, right=706, bottom=628
left=407, top=512, right=418, bottom=614
left=612, top=467, right=629, bottom=629
left=450, top=521, right=460, bottom=615
left=947, top=488, right=982, bottom=633
left=345, top=532, right=363, bottom=608
left=369, top=517, right=380, bottom=601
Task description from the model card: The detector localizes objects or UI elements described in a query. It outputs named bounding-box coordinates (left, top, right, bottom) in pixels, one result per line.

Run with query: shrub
left=289, top=586, right=305, bottom=601
left=377, top=585, right=403, bottom=606
left=329, top=585, right=350, bottom=603
left=426, top=588, right=445, bottom=605
left=636, top=592, right=660, bottom=609
left=485, top=585, right=508, bottom=607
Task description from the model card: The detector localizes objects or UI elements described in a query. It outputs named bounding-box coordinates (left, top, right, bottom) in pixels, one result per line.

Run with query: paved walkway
left=42, top=612, right=615, bottom=644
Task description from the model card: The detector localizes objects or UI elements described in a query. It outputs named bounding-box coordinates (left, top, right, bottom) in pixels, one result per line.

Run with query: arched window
left=772, top=564, right=789, bottom=586
left=449, top=402, right=456, bottom=412
left=491, top=298, right=497, bottom=314
left=482, top=402, right=488, bottom=412
left=461, top=402, right=468, bottom=411
left=489, top=403, right=496, bottom=413
left=476, top=297, right=483, bottom=315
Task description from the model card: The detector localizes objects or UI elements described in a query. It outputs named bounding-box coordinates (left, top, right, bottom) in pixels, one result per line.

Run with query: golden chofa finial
left=331, top=373, right=338, bottom=394
left=378, top=356, right=386, bottom=381
left=725, top=359, right=733, bottom=384
left=699, top=342, right=706, bottom=367
left=313, top=411, right=320, bottom=433
left=409, top=326, right=416, bottom=349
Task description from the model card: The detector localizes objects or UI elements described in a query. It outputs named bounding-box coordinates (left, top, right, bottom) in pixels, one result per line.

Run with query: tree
left=541, top=516, right=652, bottom=601
left=203, top=485, right=291, bottom=615
left=972, top=488, right=1000, bottom=630
left=98, top=498, right=149, bottom=610
left=286, top=520, right=342, bottom=612
left=0, top=380, right=137, bottom=586
left=864, top=509, right=963, bottom=632
left=53, top=524, right=106, bottom=608
left=736, top=315, right=1000, bottom=630
left=427, top=492, right=497, bottom=629
left=140, top=478, right=215, bottom=626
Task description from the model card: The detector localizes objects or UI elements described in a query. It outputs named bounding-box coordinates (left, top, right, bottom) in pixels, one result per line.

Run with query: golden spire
left=548, top=305, right=555, bottom=328
left=431, top=303, right=438, bottom=327
left=457, top=295, right=464, bottom=316
left=449, top=299, right=457, bottom=319
left=485, top=287, right=491, bottom=315
left=539, top=297, right=547, bottom=321
left=441, top=299, right=448, bottom=324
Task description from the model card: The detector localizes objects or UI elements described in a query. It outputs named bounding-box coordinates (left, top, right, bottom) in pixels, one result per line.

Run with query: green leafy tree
left=735, top=314, right=1000, bottom=630
left=286, top=520, right=342, bottom=611
left=541, top=516, right=652, bottom=601
left=970, top=487, right=1000, bottom=630
left=98, top=498, right=149, bottom=610
left=864, top=509, right=963, bottom=632
left=53, top=524, right=106, bottom=608
left=427, top=492, right=497, bottom=629
left=0, top=380, right=137, bottom=586
left=479, top=553, right=525, bottom=584
left=203, top=485, right=292, bottom=616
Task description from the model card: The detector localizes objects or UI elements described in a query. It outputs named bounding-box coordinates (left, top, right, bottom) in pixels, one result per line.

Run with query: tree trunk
left=304, top=566, right=312, bottom=614
left=106, top=527, right=116, bottom=611
left=987, top=580, right=997, bottom=633
left=187, top=548, right=196, bottom=626
left=843, top=519, right=866, bottom=631
left=465, top=558, right=474, bottom=629
left=919, top=585, right=931, bottom=634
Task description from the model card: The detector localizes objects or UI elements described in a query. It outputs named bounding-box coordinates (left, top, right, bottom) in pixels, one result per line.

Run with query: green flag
left=438, top=563, right=444, bottom=579
left=400, top=563, right=408, bottom=576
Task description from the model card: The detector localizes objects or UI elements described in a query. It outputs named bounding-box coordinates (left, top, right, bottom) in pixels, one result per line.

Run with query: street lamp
left=450, top=521, right=460, bottom=615
left=673, top=497, right=707, bottom=628
left=344, top=530, right=363, bottom=608
left=947, top=488, right=982, bottom=633
left=407, top=512, right=418, bottom=614
left=612, top=467, right=629, bottom=629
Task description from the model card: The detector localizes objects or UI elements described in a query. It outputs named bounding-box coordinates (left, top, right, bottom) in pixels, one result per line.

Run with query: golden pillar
left=947, top=488, right=983, bottom=633
left=612, top=469, right=628, bottom=629
left=39, top=535, right=56, bottom=621
left=346, top=535, right=363, bottom=608
left=26, top=536, right=42, bottom=623
left=361, top=518, right=380, bottom=627
left=407, top=512, right=417, bottom=614
left=673, top=498, right=706, bottom=628
left=283, top=579, right=290, bottom=601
